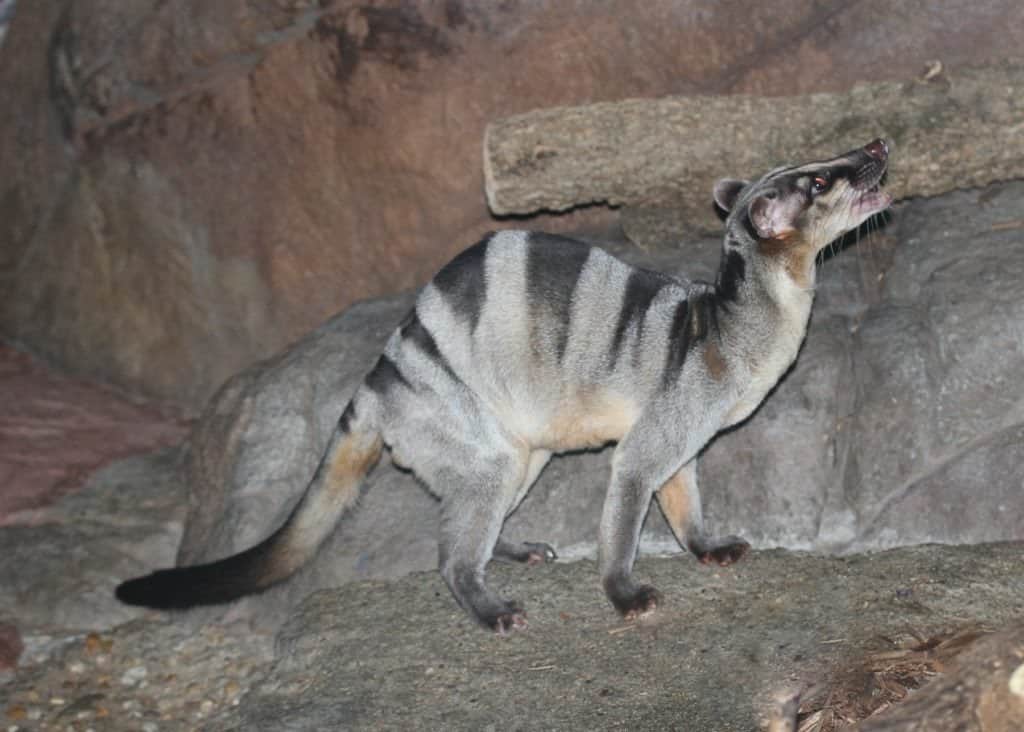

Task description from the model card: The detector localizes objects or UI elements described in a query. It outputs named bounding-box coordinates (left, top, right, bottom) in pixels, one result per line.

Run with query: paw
left=523, top=542, right=558, bottom=566
left=692, top=535, right=750, bottom=566
left=612, top=584, right=663, bottom=621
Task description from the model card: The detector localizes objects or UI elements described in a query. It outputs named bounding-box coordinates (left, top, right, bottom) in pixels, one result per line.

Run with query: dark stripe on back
left=716, top=248, right=746, bottom=304
left=398, top=309, right=461, bottom=384
left=609, top=268, right=671, bottom=367
left=662, top=293, right=717, bottom=388
left=692, top=293, right=718, bottom=341
left=365, top=354, right=411, bottom=395
left=432, top=234, right=491, bottom=332
left=663, top=300, right=691, bottom=387
left=525, top=233, right=592, bottom=362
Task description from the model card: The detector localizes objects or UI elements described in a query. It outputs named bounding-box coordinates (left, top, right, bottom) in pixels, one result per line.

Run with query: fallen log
left=768, top=622, right=1024, bottom=731
left=483, top=63, right=1024, bottom=232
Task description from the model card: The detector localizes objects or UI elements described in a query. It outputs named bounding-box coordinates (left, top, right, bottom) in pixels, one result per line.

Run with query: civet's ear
left=713, top=179, right=748, bottom=213
left=748, top=194, right=799, bottom=240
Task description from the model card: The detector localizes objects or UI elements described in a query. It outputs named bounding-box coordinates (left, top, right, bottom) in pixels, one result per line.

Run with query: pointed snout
left=864, top=138, right=889, bottom=161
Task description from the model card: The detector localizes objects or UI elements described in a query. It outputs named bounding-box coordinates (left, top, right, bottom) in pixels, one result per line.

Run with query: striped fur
left=117, top=140, right=892, bottom=632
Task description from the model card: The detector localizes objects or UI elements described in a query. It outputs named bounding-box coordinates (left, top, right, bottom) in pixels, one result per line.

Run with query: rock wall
left=1, top=0, right=1022, bottom=408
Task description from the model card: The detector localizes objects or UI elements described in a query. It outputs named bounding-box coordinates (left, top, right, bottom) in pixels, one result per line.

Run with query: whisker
left=864, top=213, right=886, bottom=289
left=854, top=222, right=864, bottom=287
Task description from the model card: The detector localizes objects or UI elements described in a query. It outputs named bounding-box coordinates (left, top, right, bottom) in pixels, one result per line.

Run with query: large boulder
left=168, top=181, right=1024, bottom=627
left=1, top=0, right=1022, bottom=408
left=701, top=184, right=1024, bottom=551
left=0, top=448, right=186, bottom=634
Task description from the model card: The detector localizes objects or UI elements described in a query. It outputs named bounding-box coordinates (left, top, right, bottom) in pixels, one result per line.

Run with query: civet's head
left=714, top=139, right=892, bottom=285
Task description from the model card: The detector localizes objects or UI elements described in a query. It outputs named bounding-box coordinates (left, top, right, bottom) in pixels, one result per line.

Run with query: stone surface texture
left=169, top=182, right=1024, bottom=629
left=2, top=1, right=1022, bottom=408
left=2, top=541, right=1021, bottom=730
left=0, top=449, right=186, bottom=634
left=215, top=544, right=1024, bottom=731
left=485, top=64, right=1024, bottom=230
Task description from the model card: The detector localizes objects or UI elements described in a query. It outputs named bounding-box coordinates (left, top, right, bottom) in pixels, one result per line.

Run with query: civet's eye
left=811, top=174, right=830, bottom=194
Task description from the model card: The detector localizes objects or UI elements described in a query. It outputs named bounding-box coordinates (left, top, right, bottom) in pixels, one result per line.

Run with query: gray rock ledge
left=484, top=63, right=1024, bottom=232
left=216, top=543, right=1024, bottom=731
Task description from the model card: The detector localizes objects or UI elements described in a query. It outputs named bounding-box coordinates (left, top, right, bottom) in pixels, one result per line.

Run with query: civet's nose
left=864, top=138, right=889, bottom=161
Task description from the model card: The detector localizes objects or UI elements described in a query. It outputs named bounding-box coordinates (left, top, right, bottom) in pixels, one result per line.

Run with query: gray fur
left=117, top=140, right=893, bottom=631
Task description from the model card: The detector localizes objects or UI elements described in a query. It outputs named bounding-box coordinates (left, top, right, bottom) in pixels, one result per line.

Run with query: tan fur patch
left=326, top=431, right=384, bottom=497
left=260, top=429, right=384, bottom=583
left=757, top=234, right=816, bottom=289
left=542, top=389, right=637, bottom=451
left=656, top=468, right=693, bottom=545
left=279, top=430, right=384, bottom=567
left=703, top=341, right=728, bottom=381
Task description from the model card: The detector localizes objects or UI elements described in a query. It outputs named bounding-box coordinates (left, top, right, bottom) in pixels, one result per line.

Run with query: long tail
left=115, top=403, right=383, bottom=609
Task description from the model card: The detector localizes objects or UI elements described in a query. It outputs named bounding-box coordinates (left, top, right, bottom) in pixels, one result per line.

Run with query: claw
left=524, top=542, right=558, bottom=566
left=692, top=536, right=750, bottom=567
left=494, top=612, right=528, bottom=635
left=618, top=585, right=662, bottom=620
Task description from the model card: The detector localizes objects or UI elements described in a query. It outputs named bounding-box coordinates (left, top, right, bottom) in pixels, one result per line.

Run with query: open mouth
left=856, top=185, right=892, bottom=216
left=853, top=170, right=893, bottom=216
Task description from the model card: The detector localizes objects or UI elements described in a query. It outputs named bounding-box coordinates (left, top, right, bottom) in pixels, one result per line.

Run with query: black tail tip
left=115, top=569, right=198, bottom=610
left=115, top=560, right=262, bottom=610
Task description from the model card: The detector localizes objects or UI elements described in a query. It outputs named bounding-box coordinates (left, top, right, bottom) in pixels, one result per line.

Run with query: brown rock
left=0, top=621, right=23, bottom=670
left=1, top=1, right=1021, bottom=408
left=0, top=344, right=188, bottom=523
